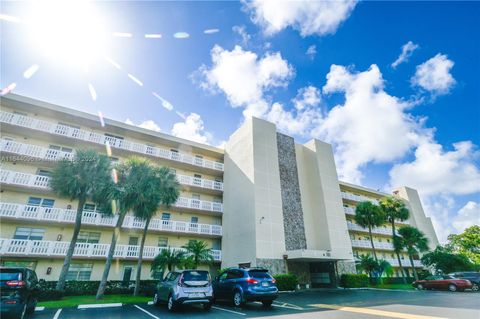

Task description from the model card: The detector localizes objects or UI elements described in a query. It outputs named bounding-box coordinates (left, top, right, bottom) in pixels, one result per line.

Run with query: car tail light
left=246, top=278, right=258, bottom=285
left=5, top=300, right=17, bottom=304
left=6, top=280, right=26, bottom=287
left=272, top=278, right=276, bottom=284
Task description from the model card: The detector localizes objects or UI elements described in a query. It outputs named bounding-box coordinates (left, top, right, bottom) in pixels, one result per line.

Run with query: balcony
left=0, top=202, right=222, bottom=236
left=341, top=192, right=379, bottom=204
left=343, top=207, right=409, bottom=225
left=383, top=258, right=423, bottom=268
left=0, top=111, right=224, bottom=172
left=347, top=222, right=394, bottom=236
left=351, top=239, right=394, bottom=250
left=0, top=169, right=224, bottom=197
left=0, top=238, right=221, bottom=261
left=174, top=197, right=223, bottom=213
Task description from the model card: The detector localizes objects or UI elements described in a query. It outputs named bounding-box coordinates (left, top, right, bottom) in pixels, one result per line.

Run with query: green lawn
left=38, top=294, right=152, bottom=308
left=370, top=283, right=414, bottom=290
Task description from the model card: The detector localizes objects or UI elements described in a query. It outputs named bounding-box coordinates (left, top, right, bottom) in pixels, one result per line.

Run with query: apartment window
left=192, top=194, right=200, bottom=200
left=36, top=169, right=51, bottom=177
left=77, top=231, right=100, bottom=244
left=104, top=133, right=124, bottom=141
left=49, top=145, right=73, bottom=153
left=387, top=239, right=391, bottom=243
left=191, top=216, right=199, bottom=224
left=194, top=155, right=203, bottom=165
left=128, top=237, right=139, bottom=246
left=158, top=237, right=168, bottom=247
left=161, top=213, right=171, bottom=221
left=27, top=197, right=55, bottom=207
left=58, top=122, right=80, bottom=130
left=83, top=203, right=97, bottom=212
left=169, top=168, right=176, bottom=175
left=2, top=261, right=37, bottom=270
left=13, top=111, right=28, bottom=116
left=213, top=198, right=222, bottom=203
left=170, top=149, right=180, bottom=160
left=14, top=227, right=45, bottom=240
left=66, top=263, right=93, bottom=281
left=193, top=174, right=202, bottom=186
left=146, top=144, right=155, bottom=155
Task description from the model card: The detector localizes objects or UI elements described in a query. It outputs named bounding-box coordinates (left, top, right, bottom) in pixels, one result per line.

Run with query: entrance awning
left=285, top=249, right=338, bottom=261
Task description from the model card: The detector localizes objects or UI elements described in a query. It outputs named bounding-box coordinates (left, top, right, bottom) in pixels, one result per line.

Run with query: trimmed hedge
left=382, top=277, right=415, bottom=284
left=273, top=274, right=298, bottom=291
left=339, top=274, right=369, bottom=288
left=38, top=280, right=157, bottom=301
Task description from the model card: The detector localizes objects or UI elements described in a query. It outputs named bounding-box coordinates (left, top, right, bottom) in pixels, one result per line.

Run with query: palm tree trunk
left=392, top=221, right=407, bottom=284
left=408, top=253, right=419, bottom=281
left=368, top=226, right=378, bottom=262
left=56, top=197, right=86, bottom=292
left=96, top=211, right=127, bottom=300
left=133, top=218, right=150, bottom=296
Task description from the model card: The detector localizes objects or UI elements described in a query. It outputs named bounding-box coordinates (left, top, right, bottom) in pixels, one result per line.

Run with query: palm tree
left=182, top=240, right=214, bottom=268
left=354, top=201, right=386, bottom=262
left=151, top=247, right=186, bottom=275
left=380, top=196, right=410, bottom=284
left=49, top=149, right=113, bottom=292
left=96, top=157, right=155, bottom=300
left=357, top=255, right=377, bottom=279
left=133, top=166, right=180, bottom=296
left=376, top=259, right=394, bottom=283
left=397, top=226, right=429, bottom=281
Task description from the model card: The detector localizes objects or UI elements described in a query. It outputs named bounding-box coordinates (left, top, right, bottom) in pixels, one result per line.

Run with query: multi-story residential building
left=0, top=94, right=438, bottom=287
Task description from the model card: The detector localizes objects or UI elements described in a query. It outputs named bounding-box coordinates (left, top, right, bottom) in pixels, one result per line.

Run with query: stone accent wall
left=276, top=133, right=307, bottom=250
left=256, top=258, right=286, bottom=275
left=336, top=260, right=356, bottom=275
left=287, top=261, right=311, bottom=285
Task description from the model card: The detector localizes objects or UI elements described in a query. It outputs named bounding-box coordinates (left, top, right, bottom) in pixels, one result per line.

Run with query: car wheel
left=417, top=284, right=424, bottom=290
left=167, top=294, right=176, bottom=312
left=262, top=300, right=273, bottom=307
left=232, top=291, right=244, bottom=307
left=472, top=283, right=479, bottom=292
left=448, top=284, right=457, bottom=292
left=203, top=302, right=212, bottom=311
left=153, top=293, right=161, bottom=306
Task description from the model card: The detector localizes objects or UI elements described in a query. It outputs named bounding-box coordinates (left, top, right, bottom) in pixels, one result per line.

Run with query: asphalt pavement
left=30, top=288, right=480, bottom=319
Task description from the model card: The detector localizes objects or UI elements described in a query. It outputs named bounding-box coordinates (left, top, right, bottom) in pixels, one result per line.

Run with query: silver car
left=153, top=270, right=213, bottom=311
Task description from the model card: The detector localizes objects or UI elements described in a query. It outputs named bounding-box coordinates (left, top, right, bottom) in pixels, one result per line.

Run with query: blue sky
left=1, top=1, right=479, bottom=243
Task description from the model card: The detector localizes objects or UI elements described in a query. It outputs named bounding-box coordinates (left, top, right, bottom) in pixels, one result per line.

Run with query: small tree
left=49, top=149, right=113, bottom=292
left=376, top=259, right=394, bottom=281
left=151, top=247, right=186, bottom=276
left=182, top=240, right=214, bottom=268
left=380, top=196, right=410, bottom=284
left=446, top=225, right=480, bottom=265
left=421, top=246, right=476, bottom=274
left=354, top=201, right=386, bottom=262
left=357, top=255, right=377, bottom=279
left=397, top=226, right=429, bottom=281
left=133, top=166, right=179, bottom=296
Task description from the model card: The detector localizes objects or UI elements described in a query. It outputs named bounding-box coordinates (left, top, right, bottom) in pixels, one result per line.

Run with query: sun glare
left=26, top=0, right=109, bottom=70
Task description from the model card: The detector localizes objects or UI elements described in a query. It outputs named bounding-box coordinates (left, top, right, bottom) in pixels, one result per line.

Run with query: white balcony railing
left=351, top=239, right=395, bottom=250
left=1, top=139, right=224, bottom=191
left=0, top=238, right=221, bottom=261
left=0, top=111, right=224, bottom=171
left=347, top=222, right=394, bottom=236
left=0, top=202, right=222, bottom=236
left=341, top=192, right=379, bottom=204
left=0, top=169, right=225, bottom=204
left=383, top=258, right=423, bottom=267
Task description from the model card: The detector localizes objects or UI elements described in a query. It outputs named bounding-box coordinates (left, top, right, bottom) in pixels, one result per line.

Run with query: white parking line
left=134, top=305, right=161, bottom=319
left=254, top=301, right=304, bottom=310
left=147, top=301, right=154, bottom=305
left=53, top=308, right=62, bottom=319
left=35, top=306, right=45, bottom=311
left=212, top=306, right=246, bottom=316
left=78, top=303, right=122, bottom=309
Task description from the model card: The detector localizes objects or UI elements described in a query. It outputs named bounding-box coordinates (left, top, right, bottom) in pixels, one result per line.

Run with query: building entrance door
left=309, top=262, right=336, bottom=288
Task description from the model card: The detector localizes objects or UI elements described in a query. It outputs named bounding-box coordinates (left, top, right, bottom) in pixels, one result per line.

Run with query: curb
left=342, top=287, right=418, bottom=292
left=78, top=303, right=123, bottom=309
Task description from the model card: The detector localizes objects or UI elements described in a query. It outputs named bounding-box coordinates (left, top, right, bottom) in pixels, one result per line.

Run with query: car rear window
left=248, top=270, right=272, bottom=279
left=183, top=271, right=209, bottom=281
left=0, top=270, right=22, bottom=281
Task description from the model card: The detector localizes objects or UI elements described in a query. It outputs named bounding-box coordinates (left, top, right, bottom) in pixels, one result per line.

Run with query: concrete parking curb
left=342, top=287, right=419, bottom=292
left=78, top=303, right=123, bottom=309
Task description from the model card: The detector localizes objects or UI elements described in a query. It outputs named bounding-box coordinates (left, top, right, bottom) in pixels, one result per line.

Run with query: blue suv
left=212, top=268, right=278, bottom=307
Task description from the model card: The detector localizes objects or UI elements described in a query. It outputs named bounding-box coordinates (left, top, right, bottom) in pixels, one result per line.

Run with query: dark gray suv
left=1, top=267, right=40, bottom=319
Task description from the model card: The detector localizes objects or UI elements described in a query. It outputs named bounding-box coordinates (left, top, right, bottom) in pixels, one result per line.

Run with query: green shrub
left=340, top=274, right=369, bottom=288
left=273, top=274, right=298, bottom=291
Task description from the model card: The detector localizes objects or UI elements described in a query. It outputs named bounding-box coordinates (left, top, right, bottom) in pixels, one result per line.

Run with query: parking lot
left=30, top=289, right=479, bottom=319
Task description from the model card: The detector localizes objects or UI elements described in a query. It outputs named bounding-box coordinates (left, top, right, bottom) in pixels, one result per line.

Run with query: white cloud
left=138, top=120, right=162, bottom=132
left=306, top=45, right=317, bottom=60
left=293, top=85, right=321, bottom=110
left=389, top=140, right=480, bottom=196
left=453, top=201, right=480, bottom=233
left=245, top=0, right=357, bottom=37
left=232, top=25, right=251, bottom=46
left=198, top=45, right=294, bottom=118
left=125, top=118, right=162, bottom=132
left=316, top=64, right=423, bottom=183
left=171, top=113, right=212, bottom=144
left=391, top=41, right=419, bottom=68
left=411, top=53, right=456, bottom=96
